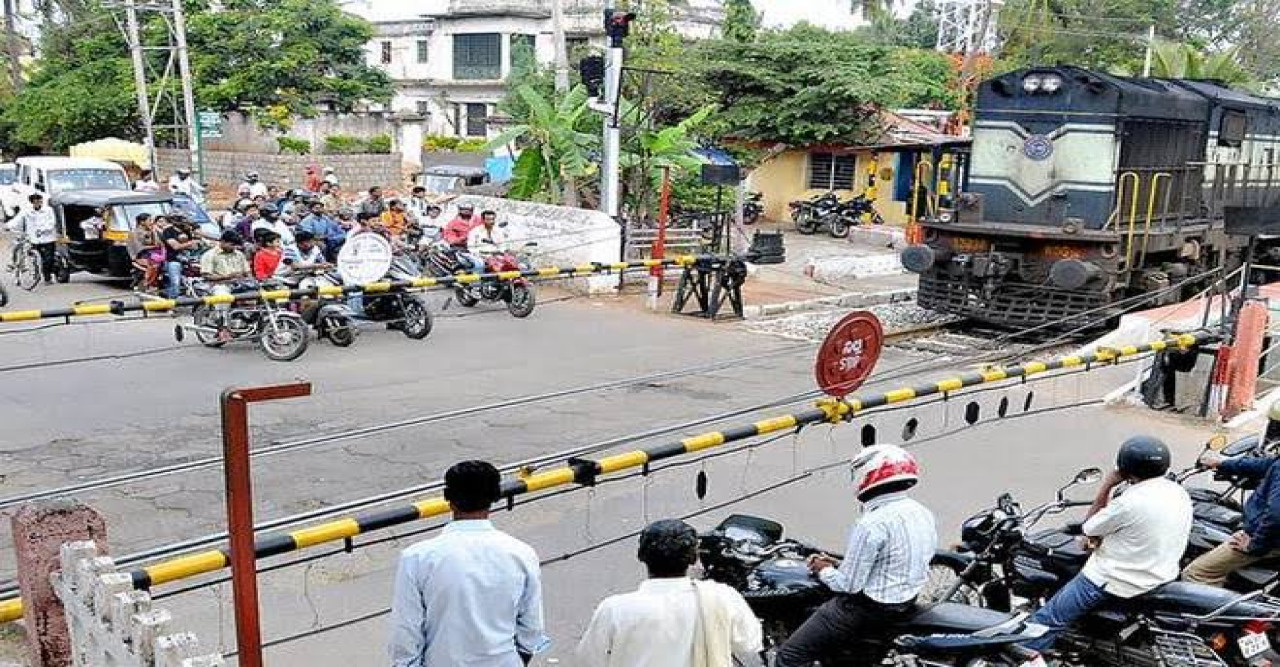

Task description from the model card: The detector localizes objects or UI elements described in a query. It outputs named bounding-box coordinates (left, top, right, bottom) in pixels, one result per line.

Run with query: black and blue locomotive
left=901, top=65, right=1280, bottom=328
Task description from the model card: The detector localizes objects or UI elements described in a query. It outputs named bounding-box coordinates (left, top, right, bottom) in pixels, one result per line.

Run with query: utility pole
left=551, top=0, right=570, bottom=94
left=1142, top=24, right=1155, bottom=77
left=171, top=0, right=200, bottom=183
left=123, top=0, right=157, bottom=173
left=3, top=0, right=21, bottom=93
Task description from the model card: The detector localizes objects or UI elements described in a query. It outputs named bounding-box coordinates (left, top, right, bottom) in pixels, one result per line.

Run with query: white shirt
left=168, top=175, right=201, bottom=197
left=389, top=520, right=549, bottom=667
left=819, top=493, right=938, bottom=603
left=1082, top=476, right=1192, bottom=598
left=467, top=223, right=513, bottom=252
left=241, top=181, right=268, bottom=199
left=250, top=219, right=295, bottom=249
left=576, top=578, right=762, bottom=667
left=134, top=178, right=160, bottom=193
left=6, top=206, right=57, bottom=244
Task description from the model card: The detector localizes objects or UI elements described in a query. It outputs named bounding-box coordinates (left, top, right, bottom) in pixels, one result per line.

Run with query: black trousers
left=774, top=593, right=915, bottom=667
left=34, top=242, right=55, bottom=280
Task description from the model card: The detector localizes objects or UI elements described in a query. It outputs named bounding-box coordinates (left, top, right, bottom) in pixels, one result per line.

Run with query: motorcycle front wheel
left=795, top=212, right=818, bottom=235
left=454, top=285, right=480, bottom=308
left=399, top=296, right=434, bottom=340
left=323, top=314, right=357, bottom=347
left=917, top=561, right=984, bottom=607
left=258, top=312, right=309, bottom=362
left=191, top=306, right=227, bottom=348
left=507, top=283, right=536, bottom=318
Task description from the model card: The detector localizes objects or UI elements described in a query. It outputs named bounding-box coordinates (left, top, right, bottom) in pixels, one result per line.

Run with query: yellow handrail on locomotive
left=935, top=153, right=954, bottom=216
left=1137, top=172, right=1172, bottom=269
left=911, top=158, right=935, bottom=222
left=1115, top=171, right=1141, bottom=268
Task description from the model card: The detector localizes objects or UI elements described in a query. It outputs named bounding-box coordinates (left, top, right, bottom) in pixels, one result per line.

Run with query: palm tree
left=1149, top=40, right=1252, bottom=84
left=487, top=83, right=597, bottom=205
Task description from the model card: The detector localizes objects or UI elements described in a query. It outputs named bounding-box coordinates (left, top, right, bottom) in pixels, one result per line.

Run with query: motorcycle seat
left=902, top=602, right=1018, bottom=633
left=1142, top=581, right=1257, bottom=615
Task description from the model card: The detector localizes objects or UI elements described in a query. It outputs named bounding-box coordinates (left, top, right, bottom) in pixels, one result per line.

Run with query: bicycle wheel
left=14, top=247, right=40, bottom=291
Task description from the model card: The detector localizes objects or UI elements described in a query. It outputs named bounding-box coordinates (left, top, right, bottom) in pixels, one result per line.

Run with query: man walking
left=6, top=194, right=59, bottom=283
left=577, top=519, right=762, bottom=666
left=389, top=460, right=549, bottom=667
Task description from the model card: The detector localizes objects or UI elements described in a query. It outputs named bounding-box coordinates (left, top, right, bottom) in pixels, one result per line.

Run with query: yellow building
left=747, top=111, right=969, bottom=226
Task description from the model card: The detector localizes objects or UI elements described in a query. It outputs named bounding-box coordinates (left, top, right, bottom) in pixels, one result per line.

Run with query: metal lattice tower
left=935, top=0, right=1003, bottom=55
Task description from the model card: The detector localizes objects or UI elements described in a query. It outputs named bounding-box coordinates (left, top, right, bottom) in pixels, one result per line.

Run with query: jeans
left=461, top=252, right=487, bottom=274
left=774, top=593, right=915, bottom=667
left=1024, top=574, right=1117, bottom=651
left=164, top=261, right=184, bottom=298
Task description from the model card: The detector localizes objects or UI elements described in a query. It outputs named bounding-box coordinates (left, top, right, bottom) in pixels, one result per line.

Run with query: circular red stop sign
left=815, top=311, right=884, bottom=398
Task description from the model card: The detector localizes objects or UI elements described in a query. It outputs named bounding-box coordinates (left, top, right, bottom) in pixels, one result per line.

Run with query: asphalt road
left=0, top=274, right=1237, bottom=665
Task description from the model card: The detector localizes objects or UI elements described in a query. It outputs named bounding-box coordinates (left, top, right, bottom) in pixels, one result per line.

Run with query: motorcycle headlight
left=937, top=212, right=954, bottom=223
left=1041, top=74, right=1063, bottom=93
left=1022, top=75, right=1043, bottom=93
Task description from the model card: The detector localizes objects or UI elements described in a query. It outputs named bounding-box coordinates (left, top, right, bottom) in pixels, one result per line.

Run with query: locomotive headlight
left=1022, top=75, right=1043, bottom=93
left=1041, top=74, right=1063, bottom=93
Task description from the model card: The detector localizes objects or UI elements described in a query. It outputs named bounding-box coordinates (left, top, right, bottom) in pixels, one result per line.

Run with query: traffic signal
left=579, top=55, right=605, bottom=98
left=604, top=8, right=636, bottom=46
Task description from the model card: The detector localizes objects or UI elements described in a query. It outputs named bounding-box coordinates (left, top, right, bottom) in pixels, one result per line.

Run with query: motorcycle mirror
left=1074, top=467, right=1103, bottom=484
left=1207, top=434, right=1229, bottom=452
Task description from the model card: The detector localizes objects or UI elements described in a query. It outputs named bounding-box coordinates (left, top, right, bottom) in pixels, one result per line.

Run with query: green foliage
left=276, top=136, right=312, bottom=155
left=857, top=1, right=939, bottom=49
left=722, top=0, right=760, bottom=43
left=324, top=134, right=386, bottom=154
left=1146, top=41, right=1251, bottom=83
left=0, top=0, right=391, bottom=151
left=997, top=0, right=1177, bottom=74
left=365, top=134, right=392, bottom=154
left=487, top=84, right=597, bottom=204
left=456, top=138, right=488, bottom=152
left=423, top=134, right=462, bottom=151
left=695, top=25, right=960, bottom=146
left=506, top=148, right=545, bottom=201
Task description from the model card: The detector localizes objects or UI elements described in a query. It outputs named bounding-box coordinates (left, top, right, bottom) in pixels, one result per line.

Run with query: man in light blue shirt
left=298, top=200, right=346, bottom=260
left=389, top=460, right=550, bottom=667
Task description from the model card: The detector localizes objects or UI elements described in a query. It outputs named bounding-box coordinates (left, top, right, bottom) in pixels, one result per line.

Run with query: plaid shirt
left=819, top=492, right=938, bottom=603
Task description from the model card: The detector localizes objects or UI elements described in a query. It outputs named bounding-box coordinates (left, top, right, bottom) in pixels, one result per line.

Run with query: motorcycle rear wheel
left=829, top=217, right=851, bottom=238
left=454, top=286, right=479, bottom=308
left=917, top=561, right=984, bottom=607
left=796, top=212, right=818, bottom=235
left=507, top=283, right=536, bottom=318
left=323, top=315, right=357, bottom=347
left=191, top=306, right=227, bottom=348
left=400, top=296, right=434, bottom=340
left=258, top=312, right=309, bottom=362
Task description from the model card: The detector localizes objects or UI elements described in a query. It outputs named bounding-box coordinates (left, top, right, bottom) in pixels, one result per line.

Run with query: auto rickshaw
left=50, top=190, right=211, bottom=280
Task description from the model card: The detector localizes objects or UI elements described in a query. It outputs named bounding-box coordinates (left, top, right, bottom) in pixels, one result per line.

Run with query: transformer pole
left=123, top=0, right=157, bottom=173
left=171, top=0, right=200, bottom=182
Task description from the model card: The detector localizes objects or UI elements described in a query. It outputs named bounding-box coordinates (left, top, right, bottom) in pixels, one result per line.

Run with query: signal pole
left=122, top=0, right=157, bottom=172
left=171, top=0, right=200, bottom=182
left=598, top=4, right=632, bottom=219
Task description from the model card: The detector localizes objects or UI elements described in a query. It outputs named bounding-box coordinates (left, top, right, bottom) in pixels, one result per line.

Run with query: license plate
left=1239, top=631, right=1271, bottom=658
left=1018, top=657, right=1048, bottom=667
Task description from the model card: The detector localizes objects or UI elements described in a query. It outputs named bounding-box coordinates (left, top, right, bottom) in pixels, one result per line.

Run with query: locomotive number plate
left=950, top=237, right=990, bottom=253
left=1043, top=244, right=1085, bottom=260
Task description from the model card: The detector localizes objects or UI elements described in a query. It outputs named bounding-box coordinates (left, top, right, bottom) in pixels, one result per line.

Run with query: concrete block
left=806, top=254, right=905, bottom=282
left=846, top=226, right=907, bottom=249
left=13, top=500, right=107, bottom=667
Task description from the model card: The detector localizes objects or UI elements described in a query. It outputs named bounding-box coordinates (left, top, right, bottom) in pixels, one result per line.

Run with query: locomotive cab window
left=808, top=152, right=857, bottom=190
left=1218, top=111, right=1248, bottom=148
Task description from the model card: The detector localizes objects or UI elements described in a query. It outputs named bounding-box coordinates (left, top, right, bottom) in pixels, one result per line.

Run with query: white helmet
left=850, top=444, right=919, bottom=500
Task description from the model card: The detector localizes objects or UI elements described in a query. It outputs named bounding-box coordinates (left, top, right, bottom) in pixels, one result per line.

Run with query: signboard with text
left=814, top=311, right=884, bottom=398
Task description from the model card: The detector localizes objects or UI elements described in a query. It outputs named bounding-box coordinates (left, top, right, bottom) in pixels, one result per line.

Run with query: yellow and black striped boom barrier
left=0, top=256, right=698, bottom=324
left=0, top=330, right=1213, bottom=623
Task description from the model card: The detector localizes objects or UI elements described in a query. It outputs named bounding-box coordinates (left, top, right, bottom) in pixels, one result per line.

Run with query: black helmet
left=1117, top=435, right=1171, bottom=480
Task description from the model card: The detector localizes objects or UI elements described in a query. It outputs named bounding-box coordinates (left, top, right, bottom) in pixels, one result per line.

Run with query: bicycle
left=7, top=235, right=42, bottom=291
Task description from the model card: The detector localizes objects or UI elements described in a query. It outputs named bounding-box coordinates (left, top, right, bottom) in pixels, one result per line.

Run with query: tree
left=722, top=0, right=759, bottom=43
left=695, top=25, right=961, bottom=146
left=1147, top=40, right=1252, bottom=83
left=487, top=84, right=597, bottom=204
left=996, top=0, right=1177, bottom=73
left=858, top=1, right=940, bottom=49
left=0, top=0, right=390, bottom=151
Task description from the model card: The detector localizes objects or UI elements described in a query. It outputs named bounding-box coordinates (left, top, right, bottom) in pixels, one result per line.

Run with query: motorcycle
left=929, top=468, right=1280, bottom=666
left=1175, top=435, right=1280, bottom=592
left=356, top=253, right=434, bottom=340
left=790, top=192, right=841, bottom=236
left=451, top=242, right=538, bottom=319
left=838, top=194, right=886, bottom=229
left=174, top=278, right=310, bottom=362
left=743, top=192, right=764, bottom=225
left=283, top=268, right=360, bottom=347
left=698, top=514, right=1051, bottom=666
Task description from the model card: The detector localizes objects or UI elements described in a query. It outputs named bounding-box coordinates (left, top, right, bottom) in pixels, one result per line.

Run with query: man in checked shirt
left=774, top=444, right=938, bottom=666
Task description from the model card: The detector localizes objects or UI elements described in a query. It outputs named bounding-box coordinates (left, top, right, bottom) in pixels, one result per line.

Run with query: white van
left=7, top=157, right=130, bottom=216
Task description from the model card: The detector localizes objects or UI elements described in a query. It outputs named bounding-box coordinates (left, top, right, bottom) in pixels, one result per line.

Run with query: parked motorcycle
left=928, top=468, right=1280, bottom=666
left=743, top=191, right=764, bottom=225
left=284, top=268, right=359, bottom=347
left=174, top=279, right=309, bottom=362
left=450, top=242, right=538, bottom=318
left=698, top=514, right=1050, bottom=666
left=839, top=193, right=886, bottom=228
left=790, top=192, right=841, bottom=236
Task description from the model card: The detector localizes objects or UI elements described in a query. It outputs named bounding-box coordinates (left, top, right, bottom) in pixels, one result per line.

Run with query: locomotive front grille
left=918, top=273, right=1111, bottom=330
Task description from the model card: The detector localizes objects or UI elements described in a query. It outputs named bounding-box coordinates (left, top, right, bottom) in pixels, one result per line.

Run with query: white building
left=753, top=0, right=917, bottom=31
left=341, top=0, right=724, bottom=140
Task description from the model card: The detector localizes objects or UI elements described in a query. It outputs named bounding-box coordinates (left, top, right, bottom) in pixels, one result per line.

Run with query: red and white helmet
left=850, top=444, right=920, bottom=499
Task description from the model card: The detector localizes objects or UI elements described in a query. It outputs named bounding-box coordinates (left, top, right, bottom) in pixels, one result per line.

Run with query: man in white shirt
left=467, top=210, right=513, bottom=252
left=80, top=207, right=106, bottom=241
left=775, top=445, right=936, bottom=666
left=577, top=519, right=762, bottom=667
left=6, top=194, right=59, bottom=283
left=134, top=169, right=160, bottom=193
left=1025, top=435, right=1192, bottom=651
left=239, top=172, right=269, bottom=199
left=168, top=169, right=203, bottom=200
left=389, top=460, right=550, bottom=667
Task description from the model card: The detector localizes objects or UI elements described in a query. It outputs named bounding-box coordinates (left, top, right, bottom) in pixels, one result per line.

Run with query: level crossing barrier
left=0, top=330, right=1213, bottom=624
left=0, top=257, right=698, bottom=324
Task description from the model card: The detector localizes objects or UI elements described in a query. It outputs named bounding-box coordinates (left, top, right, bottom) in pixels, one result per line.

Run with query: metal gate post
left=220, top=381, right=312, bottom=667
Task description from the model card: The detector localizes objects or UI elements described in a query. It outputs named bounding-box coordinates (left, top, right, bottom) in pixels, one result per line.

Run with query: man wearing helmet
left=1025, top=435, right=1192, bottom=651
left=1184, top=403, right=1280, bottom=586
left=774, top=444, right=936, bottom=667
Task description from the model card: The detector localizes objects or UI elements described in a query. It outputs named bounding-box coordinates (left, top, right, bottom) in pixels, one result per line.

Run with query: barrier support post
left=220, top=381, right=312, bottom=667
left=1225, top=299, right=1268, bottom=419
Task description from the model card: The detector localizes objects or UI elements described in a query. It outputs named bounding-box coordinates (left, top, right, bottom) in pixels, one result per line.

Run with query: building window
left=465, top=103, right=488, bottom=137
left=453, top=33, right=502, bottom=80
left=416, top=39, right=430, bottom=64
left=808, top=152, right=857, bottom=190
left=380, top=41, right=392, bottom=65
left=416, top=100, right=431, bottom=116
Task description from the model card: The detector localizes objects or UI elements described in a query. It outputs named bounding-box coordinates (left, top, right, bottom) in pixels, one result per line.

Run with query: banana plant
left=486, top=83, right=597, bottom=205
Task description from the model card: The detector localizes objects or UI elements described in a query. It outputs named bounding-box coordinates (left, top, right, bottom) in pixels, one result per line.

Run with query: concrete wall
left=748, top=149, right=912, bottom=226
left=450, top=194, right=621, bottom=293
left=199, top=111, right=439, bottom=169
left=156, top=148, right=404, bottom=192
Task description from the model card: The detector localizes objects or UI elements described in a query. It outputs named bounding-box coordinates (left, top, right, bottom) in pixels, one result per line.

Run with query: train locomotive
left=900, top=65, right=1280, bottom=329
